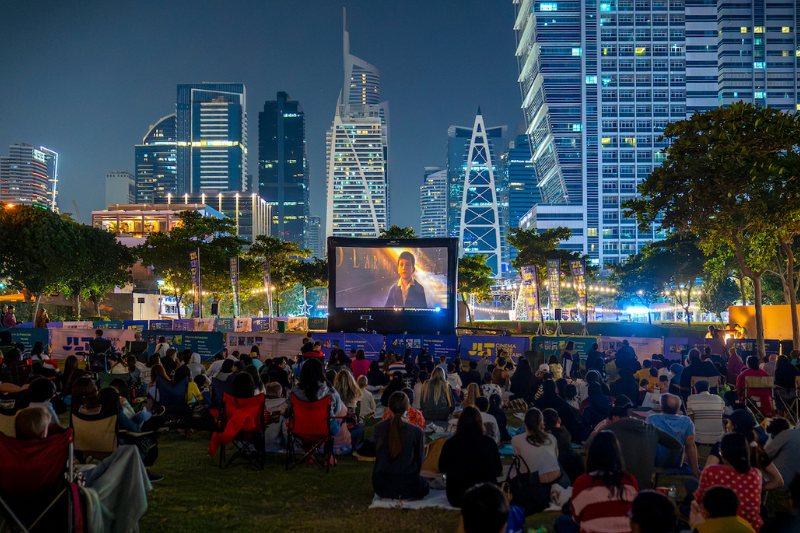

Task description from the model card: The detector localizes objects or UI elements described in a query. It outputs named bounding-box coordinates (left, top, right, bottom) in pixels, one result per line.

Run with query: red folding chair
left=212, top=393, right=266, bottom=470
left=0, top=428, right=77, bottom=532
left=285, top=394, right=333, bottom=472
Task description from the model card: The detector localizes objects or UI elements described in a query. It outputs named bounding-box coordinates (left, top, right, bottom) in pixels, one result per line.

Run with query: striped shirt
left=685, top=392, right=725, bottom=445
left=570, top=472, right=639, bottom=533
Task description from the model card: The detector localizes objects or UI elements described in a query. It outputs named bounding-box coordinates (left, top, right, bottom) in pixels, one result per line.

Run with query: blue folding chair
left=155, top=376, right=190, bottom=431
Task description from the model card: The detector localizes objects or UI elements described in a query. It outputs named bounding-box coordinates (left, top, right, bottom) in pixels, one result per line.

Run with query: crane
left=72, top=200, right=83, bottom=224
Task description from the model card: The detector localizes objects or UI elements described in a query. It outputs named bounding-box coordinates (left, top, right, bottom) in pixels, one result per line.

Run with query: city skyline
left=0, top=1, right=522, bottom=234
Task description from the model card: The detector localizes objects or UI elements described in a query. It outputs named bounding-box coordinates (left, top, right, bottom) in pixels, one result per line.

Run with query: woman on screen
left=384, top=251, right=428, bottom=309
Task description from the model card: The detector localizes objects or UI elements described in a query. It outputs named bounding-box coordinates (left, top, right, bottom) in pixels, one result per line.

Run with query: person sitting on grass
left=381, top=388, right=425, bottom=429
left=628, top=490, right=677, bottom=533
left=510, top=407, right=566, bottom=488
left=381, top=372, right=407, bottom=407
left=372, top=391, right=429, bottom=500
left=419, top=366, right=454, bottom=422
left=457, top=483, right=510, bottom=533
left=173, top=365, right=205, bottom=405
left=690, top=485, right=755, bottom=533
left=438, top=406, right=502, bottom=507
left=264, top=382, right=287, bottom=451
left=475, top=396, right=500, bottom=444
left=356, top=375, right=377, bottom=418
left=488, top=393, right=512, bottom=443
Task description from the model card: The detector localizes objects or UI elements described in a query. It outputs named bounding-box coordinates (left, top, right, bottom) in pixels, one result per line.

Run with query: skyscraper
left=325, top=10, right=390, bottom=238
left=420, top=167, right=448, bottom=238
left=135, top=114, right=177, bottom=203
left=500, top=128, right=541, bottom=266
left=305, top=216, right=323, bottom=258
left=0, top=143, right=58, bottom=211
left=258, top=92, right=308, bottom=245
left=176, top=83, right=247, bottom=194
left=460, top=110, right=503, bottom=276
left=106, top=170, right=135, bottom=205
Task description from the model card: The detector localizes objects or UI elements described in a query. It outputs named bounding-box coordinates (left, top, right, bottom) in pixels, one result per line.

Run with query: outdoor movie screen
left=334, top=245, right=450, bottom=310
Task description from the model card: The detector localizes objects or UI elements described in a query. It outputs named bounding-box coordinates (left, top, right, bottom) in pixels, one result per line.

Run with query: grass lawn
left=137, top=418, right=562, bottom=533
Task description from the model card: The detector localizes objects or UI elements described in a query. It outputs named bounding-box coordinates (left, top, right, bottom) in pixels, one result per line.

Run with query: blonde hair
left=334, top=369, right=363, bottom=405
left=463, top=383, right=481, bottom=409
left=356, top=375, right=368, bottom=389
left=15, top=407, right=49, bottom=440
left=421, top=367, right=451, bottom=407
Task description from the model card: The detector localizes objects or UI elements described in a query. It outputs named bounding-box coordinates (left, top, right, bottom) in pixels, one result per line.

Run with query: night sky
left=0, top=0, right=523, bottom=233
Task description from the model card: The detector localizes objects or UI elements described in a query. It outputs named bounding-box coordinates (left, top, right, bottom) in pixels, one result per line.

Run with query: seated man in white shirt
left=685, top=379, right=725, bottom=445
left=475, top=396, right=500, bottom=444
left=446, top=363, right=462, bottom=395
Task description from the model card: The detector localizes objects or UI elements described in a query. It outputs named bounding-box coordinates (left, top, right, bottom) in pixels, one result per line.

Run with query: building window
left=740, top=27, right=748, bottom=33
left=755, top=26, right=764, bottom=33
left=586, top=75, right=598, bottom=85
left=572, top=48, right=582, bottom=57
left=540, top=2, right=558, bottom=10
left=754, top=62, right=765, bottom=69
left=588, top=228, right=598, bottom=237
left=755, top=91, right=765, bottom=99
left=572, top=124, right=583, bottom=132
left=783, top=27, right=791, bottom=34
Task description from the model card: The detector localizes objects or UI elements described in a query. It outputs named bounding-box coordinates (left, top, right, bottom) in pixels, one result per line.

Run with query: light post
left=156, top=279, right=165, bottom=318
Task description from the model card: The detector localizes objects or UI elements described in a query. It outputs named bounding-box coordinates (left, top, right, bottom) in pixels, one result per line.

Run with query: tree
left=378, top=225, right=416, bottom=239
left=625, top=103, right=800, bottom=353
left=700, top=277, right=740, bottom=322
left=608, top=249, right=663, bottom=325
left=0, top=204, right=74, bottom=321
left=507, top=226, right=594, bottom=282
left=245, top=235, right=311, bottom=316
left=458, top=254, right=493, bottom=325
left=286, top=258, right=328, bottom=316
left=60, top=223, right=135, bottom=318
left=649, top=234, right=706, bottom=325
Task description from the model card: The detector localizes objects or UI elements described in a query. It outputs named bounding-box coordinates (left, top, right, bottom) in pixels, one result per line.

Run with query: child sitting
left=264, top=382, right=287, bottom=450
left=357, top=375, right=377, bottom=418
left=195, top=374, right=211, bottom=404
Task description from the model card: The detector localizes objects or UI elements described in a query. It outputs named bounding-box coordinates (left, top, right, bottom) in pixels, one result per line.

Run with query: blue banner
left=122, top=320, right=148, bottom=331
left=251, top=318, right=271, bottom=332
left=2, top=328, right=50, bottom=353
left=315, top=333, right=346, bottom=357
left=173, top=319, right=194, bottom=331
left=149, top=320, right=172, bottom=330
left=386, top=334, right=459, bottom=362
left=94, top=321, right=123, bottom=330
left=215, top=318, right=235, bottom=332
left=344, top=333, right=384, bottom=360
left=459, top=335, right=530, bottom=362
left=531, top=336, right=598, bottom=364
left=143, top=330, right=223, bottom=362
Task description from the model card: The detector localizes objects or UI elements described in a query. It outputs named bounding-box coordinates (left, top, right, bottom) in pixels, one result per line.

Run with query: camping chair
left=744, top=375, right=775, bottom=421
left=71, top=409, right=119, bottom=462
left=87, top=340, right=113, bottom=373
left=285, top=394, right=334, bottom=472
left=124, top=341, right=149, bottom=364
left=0, top=361, right=31, bottom=387
left=154, top=376, right=190, bottom=431
left=774, top=375, right=800, bottom=425
left=96, top=371, right=131, bottom=391
left=0, top=395, right=29, bottom=438
left=691, top=375, right=720, bottom=394
left=0, top=428, right=76, bottom=532
left=216, top=392, right=267, bottom=470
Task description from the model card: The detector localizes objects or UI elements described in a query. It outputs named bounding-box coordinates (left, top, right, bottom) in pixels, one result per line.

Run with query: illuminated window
left=754, top=61, right=765, bottom=69
left=601, top=2, right=613, bottom=11
left=783, top=51, right=791, bottom=57
left=755, top=91, right=765, bottom=99
left=540, top=2, right=558, bottom=10
left=740, top=27, right=747, bottom=33
left=783, top=27, right=791, bottom=33
left=586, top=75, right=597, bottom=84
left=588, top=228, right=598, bottom=237
left=572, top=124, right=583, bottom=132
left=572, top=48, right=582, bottom=56
left=602, top=138, right=612, bottom=145
left=754, top=26, right=764, bottom=33
left=635, top=47, right=647, bottom=56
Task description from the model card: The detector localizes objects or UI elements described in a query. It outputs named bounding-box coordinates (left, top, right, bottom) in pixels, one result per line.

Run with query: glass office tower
left=135, top=114, right=177, bottom=203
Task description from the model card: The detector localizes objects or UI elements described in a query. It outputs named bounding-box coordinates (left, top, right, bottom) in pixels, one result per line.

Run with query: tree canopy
left=458, top=254, right=494, bottom=324
left=378, top=225, right=417, bottom=239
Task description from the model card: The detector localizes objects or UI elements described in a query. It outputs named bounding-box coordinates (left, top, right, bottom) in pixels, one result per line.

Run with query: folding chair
left=0, top=395, right=29, bottom=437
left=0, top=428, right=76, bottom=532
left=71, top=409, right=119, bottom=462
left=691, top=375, right=720, bottom=394
left=285, top=394, right=334, bottom=472
left=216, top=393, right=266, bottom=470
left=774, top=375, right=800, bottom=424
left=744, top=375, right=775, bottom=421
left=155, top=376, right=190, bottom=431
left=96, top=371, right=131, bottom=391
left=87, top=340, right=113, bottom=373
left=0, top=361, right=31, bottom=387
left=124, top=341, right=150, bottom=365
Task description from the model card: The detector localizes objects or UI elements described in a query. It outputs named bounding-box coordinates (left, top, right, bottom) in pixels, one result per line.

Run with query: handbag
left=502, top=455, right=550, bottom=516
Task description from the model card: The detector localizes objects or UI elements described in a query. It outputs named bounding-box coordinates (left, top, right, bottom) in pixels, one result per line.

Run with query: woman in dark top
left=372, top=391, right=429, bottom=499
left=367, top=360, right=389, bottom=387
left=509, top=357, right=536, bottom=403
left=380, top=373, right=407, bottom=407
left=610, top=367, right=640, bottom=407
left=488, top=393, right=512, bottom=442
left=438, top=406, right=503, bottom=507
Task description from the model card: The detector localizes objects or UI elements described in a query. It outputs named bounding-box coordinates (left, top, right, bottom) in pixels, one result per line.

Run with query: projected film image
left=335, top=246, right=450, bottom=310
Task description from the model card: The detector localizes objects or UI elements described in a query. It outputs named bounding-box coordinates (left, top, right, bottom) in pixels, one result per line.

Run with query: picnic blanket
left=369, top=489, right=458, bottom=511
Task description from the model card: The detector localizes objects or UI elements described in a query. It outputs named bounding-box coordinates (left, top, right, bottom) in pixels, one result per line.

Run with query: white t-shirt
left=511, top=432, right=560, bottom=477
left=481, top=411, right=501, bottom=444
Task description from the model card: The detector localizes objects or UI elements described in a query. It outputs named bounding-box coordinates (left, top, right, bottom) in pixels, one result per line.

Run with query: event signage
left=546, top=259, right=561, bottom=310
left=229, top=256, right=240, bottom=317
left=215, top=318, right=234, bottom=332
left=94, top=321, right=123, bottom=330
left=262, top=261, right=272, bottom=316
left=225, top=332, right=306, bottom=360
left=51, top=328, right=137, bottom=358
left=315, top=333, right=346, bottom=357
left=148, top=320, right=172, bottom=331
left=569, top=258, right=587, bottom=324
left=343, top=333, right=385, bottom=360
left=520, top=265, right=542, bottom=321
left=189, top=248, right=201, bottom=318
left=251, top=318, right=271, bottom=332
left=173, top=319, right=194, bottom=331
left=386, top=334, right=459, bottom=361
left=531, top=336, right=598, bottom=364
left=459, top=335, right=530, bottom=362
left=4, top=328, right=50, bottom=353
left=143, top=330, right=223, bottom=362
left=122, top=320, right=148, bottom=331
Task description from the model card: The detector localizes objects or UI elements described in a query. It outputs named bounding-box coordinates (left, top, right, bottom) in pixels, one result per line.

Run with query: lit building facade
left=258, top=92, right=308, bottom=245
left=0, top=143, right=58, bottom=211
left=176, top=83, right=247, bottom=194
left=419, top=167, right=448, bottom=238
left=305, top=216, right=323, bottom=258
left=135, top=114, right=177, bottom=203
left=500, top=130, right=541, bottom=267
left=106, top=170, right=135, bottom=205
left=325, top=11, right=390, bottom=238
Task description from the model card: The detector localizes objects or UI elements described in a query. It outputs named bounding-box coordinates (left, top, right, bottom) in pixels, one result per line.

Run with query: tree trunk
left=462, top=293, right=474, bottom=325
left=94, top=298, right=101, bottom=318
left=780, top=235, right=800, bottom=350
left=176, top=293, right=183, bottom=320
left=75, top=294, right=81, bottom=320
left=737, top=274, right=747, bottom=305
left=32, top=293, right=41, bottom=325
left=754, top=274, right=765, bottom=356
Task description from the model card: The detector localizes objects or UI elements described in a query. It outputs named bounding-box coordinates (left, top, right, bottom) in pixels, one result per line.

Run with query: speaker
left=211, top=303, right=219, bottom=316
left=554, top=308, right=562, bottom=321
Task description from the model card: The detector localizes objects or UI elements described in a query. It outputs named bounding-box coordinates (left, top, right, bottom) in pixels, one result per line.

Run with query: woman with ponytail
left=372, top=391, right=429, bottom=500
left=695, top=432, right=771, bottom=531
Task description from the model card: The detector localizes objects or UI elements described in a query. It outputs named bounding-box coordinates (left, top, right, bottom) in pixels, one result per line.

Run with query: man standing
left=613, top=340, right=637, bottom=370
left=2, top=306, right=17, bottom=328
left=686, top=380, right=725, bottom=445
left=646, top=393, right=701, bottom=477
left=385, top=251, right=428, bottom=308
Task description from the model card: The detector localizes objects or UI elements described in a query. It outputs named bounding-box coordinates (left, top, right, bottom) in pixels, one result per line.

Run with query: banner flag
left=569, top=258, right=587, bottom=324
left=546, top=259, right=561, bottom=310
left=520, top=265, right=539, bottom=321
left=262, top=261, right=272, bottom=317
left=229, top=256, right=240, bottom=317
left=190, top=248, right=201, bottom=318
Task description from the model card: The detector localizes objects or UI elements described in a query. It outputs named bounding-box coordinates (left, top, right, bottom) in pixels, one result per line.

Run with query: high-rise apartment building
left=258, top=92, right=308, bottom=245
left=176, top=83, right=247, bottom=194
left=0, top=143, right=58, bottom=211
left=513, top=0, right=800, bottom=266
left=305, top=216, right=323, bottom=258
left=420, top=167, right=448, bottom=238
left=106, top=170, right=135, bottom=205
left=325, top=11, right=390, bottom=238
left=500, top=129, right=543, bottom=266
left=135, top=114, right=177, bottom=203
